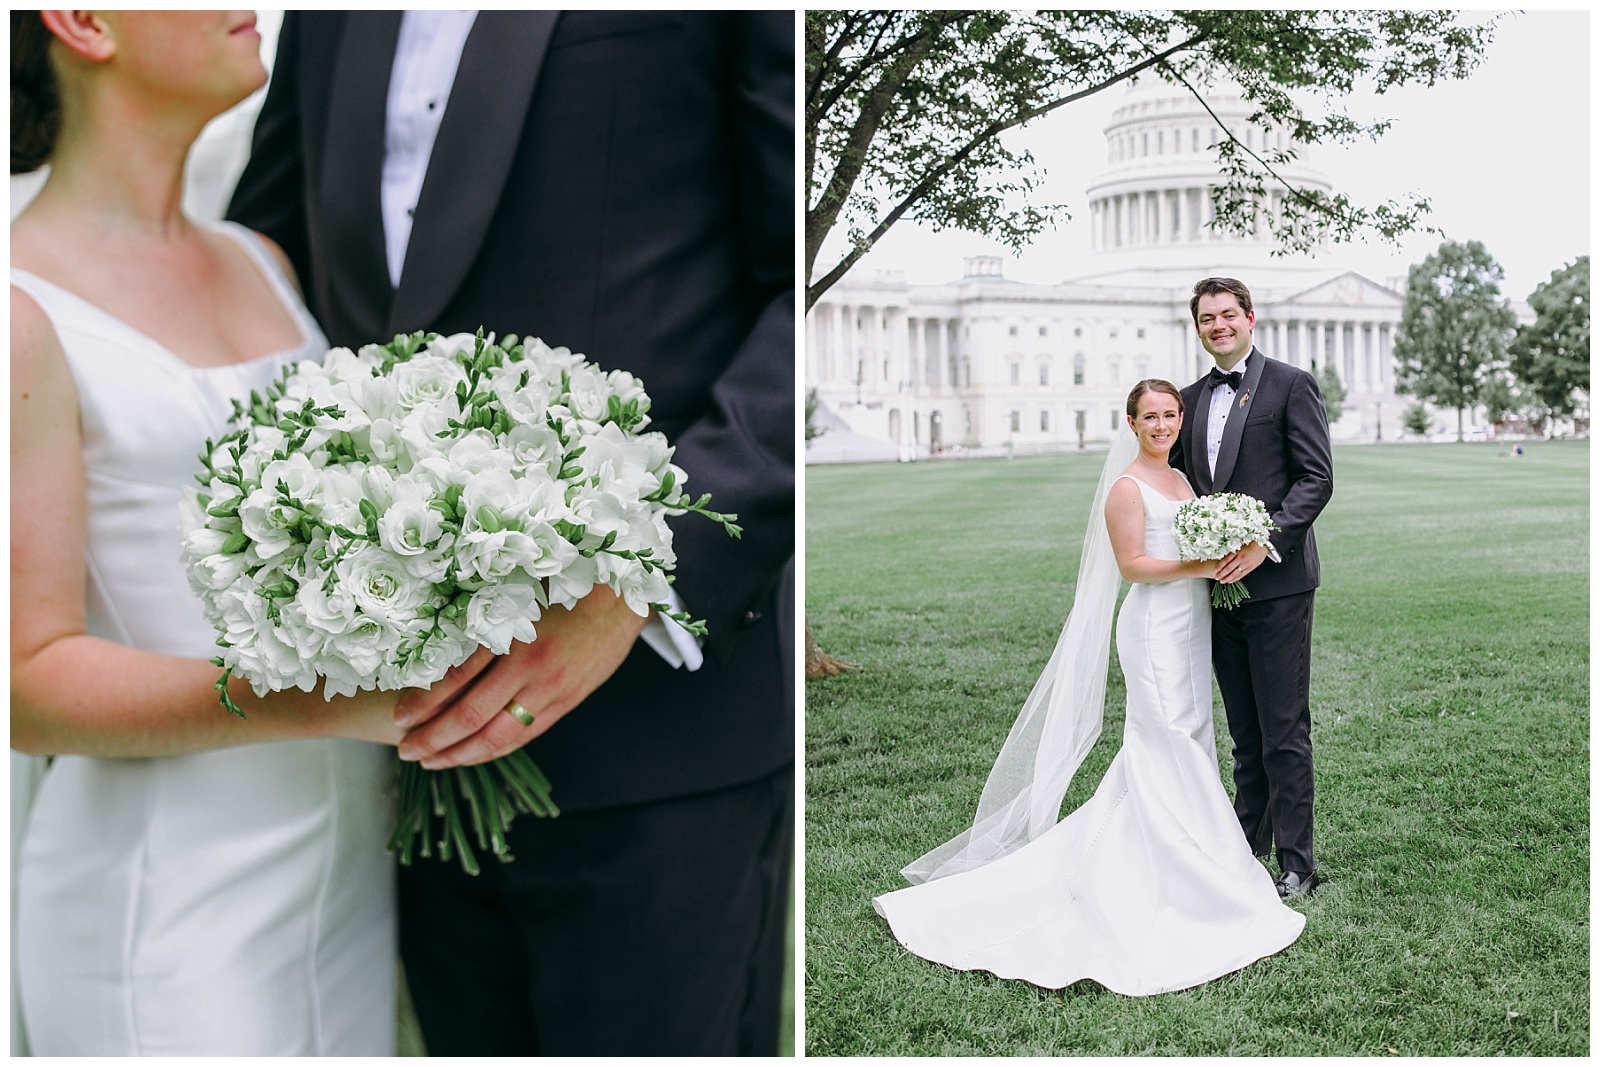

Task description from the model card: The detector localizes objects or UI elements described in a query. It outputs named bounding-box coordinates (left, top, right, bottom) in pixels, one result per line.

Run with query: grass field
left=804, top=440, right=1589, bottom=1056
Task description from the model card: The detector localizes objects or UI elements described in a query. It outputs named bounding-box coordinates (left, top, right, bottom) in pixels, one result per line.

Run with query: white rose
left=596, top=552, right=672, bottom=617
left=189, top=552, right=252, bottom=593
left=376, top=483, right=454, bottom=582
left=577, top=422, right=654, bottom=495
left=425, top=333, right=480, bottom=362
left=397, top=402, right=456, bottom=464
left=392, top=355, right=469, bottom=412
left=322, top=346, right=369, bottom=386
left=236, top=486, right=301, bottom=560
left=604, top=368, right=652, bottom=425
left=546, top=555, right=599, bottom=610
left=339, top=546, right=433, bottom=628
left=564, top=364, right=610, bottom=422
left=293, top=571, right=360, bottom=637
left=503, top=422, right=565, bottom=478
left=463, top=578, right=543, bottom=656
left=453, top=528, right=545, bottom=584
left=382, top=617, right=476, bottom=691
left=492, top=371, right=556, bottom=430
left=321, top=616, right=390, bottom=683
left=447, top=431, right=513, bottom=480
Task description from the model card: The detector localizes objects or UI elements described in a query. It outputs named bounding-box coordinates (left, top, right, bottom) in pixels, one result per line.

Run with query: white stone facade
left=808, top=80, right=1428, bottom=456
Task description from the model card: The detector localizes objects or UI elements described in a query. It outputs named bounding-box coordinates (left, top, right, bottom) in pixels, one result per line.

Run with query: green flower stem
left=387, top=752, right=559, bottom=875
left=1212, top=580, right=1251, bottom=611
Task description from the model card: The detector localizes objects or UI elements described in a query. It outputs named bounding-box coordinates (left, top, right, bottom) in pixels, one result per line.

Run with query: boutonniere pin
left=1238, top=389, right=1251, bottom=409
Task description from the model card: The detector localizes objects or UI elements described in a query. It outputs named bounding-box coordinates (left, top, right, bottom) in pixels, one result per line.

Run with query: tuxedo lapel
left=388, top=11, right=560, bottom=335
left=1211, top=346, right=1267, bottom=491
left=1189, top=379, right=1214, bottom=495
left=321, top=11, right=402, bottom=343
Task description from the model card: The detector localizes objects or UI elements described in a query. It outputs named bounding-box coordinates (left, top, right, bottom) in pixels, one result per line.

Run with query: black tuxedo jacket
left=229, top=11, right=795, bottom=811
left=1170, top=347, right=1334, bottom=601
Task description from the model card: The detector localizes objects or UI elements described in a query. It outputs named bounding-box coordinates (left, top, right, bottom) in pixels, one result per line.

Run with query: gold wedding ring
left=506, top=701, right=535, bottom=727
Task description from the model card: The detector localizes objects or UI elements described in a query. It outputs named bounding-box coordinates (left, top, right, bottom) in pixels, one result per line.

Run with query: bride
left=11, top=12, right=402, bottom=1054
left=873, top=379, right=1304, bottom=996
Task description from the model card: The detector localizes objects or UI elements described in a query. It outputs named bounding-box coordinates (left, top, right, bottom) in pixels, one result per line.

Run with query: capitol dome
left=1076, top=78, right=1337, bottom=285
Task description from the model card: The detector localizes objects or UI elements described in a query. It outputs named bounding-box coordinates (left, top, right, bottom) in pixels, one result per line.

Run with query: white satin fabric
left=10, top=224, right=397, bottom=1055
left=874, top=474, right=1303, bottom=995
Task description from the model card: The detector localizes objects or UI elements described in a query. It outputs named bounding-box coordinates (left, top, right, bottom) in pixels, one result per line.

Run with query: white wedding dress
left=874, top=474, right=1303, bottom=995
left=10, top=223, right=397, bottom=1055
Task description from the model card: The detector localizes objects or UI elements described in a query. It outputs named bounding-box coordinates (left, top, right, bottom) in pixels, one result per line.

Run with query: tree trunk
left=805, top=622, right=854, bottom=679
left=1457, top=405, right=1465, bottom=442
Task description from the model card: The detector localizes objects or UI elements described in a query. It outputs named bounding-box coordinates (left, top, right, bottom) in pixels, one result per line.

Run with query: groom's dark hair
left=1189, top=277, right=1254, bottom=323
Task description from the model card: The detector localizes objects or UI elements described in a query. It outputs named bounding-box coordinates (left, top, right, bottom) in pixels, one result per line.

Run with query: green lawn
left=804, top=441, right=1589, bottom=1056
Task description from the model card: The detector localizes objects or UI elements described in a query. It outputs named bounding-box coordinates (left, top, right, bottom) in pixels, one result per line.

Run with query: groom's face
left=1195, top=293, right=1255, bottom=367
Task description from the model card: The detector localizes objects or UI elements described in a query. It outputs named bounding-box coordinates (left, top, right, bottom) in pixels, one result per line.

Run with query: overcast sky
left=818, top=10, right=1590, bottom=303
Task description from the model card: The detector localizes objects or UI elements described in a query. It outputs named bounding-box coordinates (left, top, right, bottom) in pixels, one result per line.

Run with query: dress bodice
left=12, top=225, right=396, bottom=1055
left=1114, top=473, right=1192, bottom=564
left=9, top=223, right=328, bottom=658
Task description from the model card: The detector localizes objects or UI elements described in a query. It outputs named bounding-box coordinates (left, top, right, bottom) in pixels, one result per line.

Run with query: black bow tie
left=1208, top=367, right=1243, bottom=391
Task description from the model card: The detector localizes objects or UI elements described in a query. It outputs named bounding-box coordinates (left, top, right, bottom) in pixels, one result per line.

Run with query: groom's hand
left=393, top=588, right=650, bottom=769
left=1218, top=542, right=1271, bottom=584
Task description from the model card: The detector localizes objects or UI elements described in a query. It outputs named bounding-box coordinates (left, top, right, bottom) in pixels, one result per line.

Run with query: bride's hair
left=1125, top=379, right=1183, bottom=418
left=12, top=11, right=59, bottom=175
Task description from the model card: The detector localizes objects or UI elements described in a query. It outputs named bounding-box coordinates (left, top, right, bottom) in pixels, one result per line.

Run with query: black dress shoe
left=1275, top=870, right=1321, bottom=900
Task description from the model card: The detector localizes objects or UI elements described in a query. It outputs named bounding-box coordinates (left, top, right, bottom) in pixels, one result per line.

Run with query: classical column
left=907, top=316, right=922, bottom=389
left=1379, top=322, right=1393, bottom=390
left=934, top=316, right=947, bottom=391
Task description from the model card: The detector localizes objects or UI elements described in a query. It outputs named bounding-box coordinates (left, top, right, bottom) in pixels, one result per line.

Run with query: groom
left=228, top=11, right=794, bottom=1055
left=1170, top=277, right=1334, bottom=900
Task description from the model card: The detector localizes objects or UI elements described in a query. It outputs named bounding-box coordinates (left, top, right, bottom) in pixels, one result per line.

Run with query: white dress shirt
left=1205, top=353, right=1248, bottom=479
left=1204, top=352, right=1280, bottom=563
left=381, top=11, right=478, bottom=289
left=382, top=12, right=702, bottom=670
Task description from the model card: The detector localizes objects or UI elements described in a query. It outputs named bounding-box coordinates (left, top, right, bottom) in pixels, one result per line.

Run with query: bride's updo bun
left=1126, top=379, right=1183, bottom=419
left=12, top=12, right=61, bottom=175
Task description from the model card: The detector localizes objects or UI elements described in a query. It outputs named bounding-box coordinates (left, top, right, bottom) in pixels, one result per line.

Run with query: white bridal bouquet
left=1172, top=493, right=1278, bottom=610
left=180, top=329, right=739, bottom=873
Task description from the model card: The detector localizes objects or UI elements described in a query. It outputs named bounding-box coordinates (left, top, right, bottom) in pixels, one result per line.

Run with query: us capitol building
left=807, top=80, right=1432, bottom=459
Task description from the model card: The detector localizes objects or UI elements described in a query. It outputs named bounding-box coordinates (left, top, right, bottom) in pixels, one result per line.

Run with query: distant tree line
left=1391, top=241, right=1588, bottom=440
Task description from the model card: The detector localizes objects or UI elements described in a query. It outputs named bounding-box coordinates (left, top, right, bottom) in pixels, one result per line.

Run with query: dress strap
left=210, top=222, right=319, bottom=348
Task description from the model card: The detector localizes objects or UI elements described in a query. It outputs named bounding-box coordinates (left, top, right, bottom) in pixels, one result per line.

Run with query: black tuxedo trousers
left=1211, top=590, right=1316, bottom=876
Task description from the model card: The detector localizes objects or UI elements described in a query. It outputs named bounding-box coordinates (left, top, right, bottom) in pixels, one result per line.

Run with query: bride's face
left=99, top=11, right=267, bottom=115
left=1128, top=392, right=1181, bottom=455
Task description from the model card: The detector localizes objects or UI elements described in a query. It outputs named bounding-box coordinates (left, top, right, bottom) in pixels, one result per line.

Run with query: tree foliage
left=805, top=388, right=826, bottom=444
left=805, top=10, right=1497, bottom=308
left=1509, top=256, right=1590, bottom=427
left=1392, top=240, right=1517, bottom=442
left=1316, top=362, right=1346, bottom=425
left=1402, top=401, right=1430, bottom=438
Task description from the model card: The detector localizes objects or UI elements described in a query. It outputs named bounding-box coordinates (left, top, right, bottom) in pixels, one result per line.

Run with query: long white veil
left=901, top=425, right=1139, bottom=884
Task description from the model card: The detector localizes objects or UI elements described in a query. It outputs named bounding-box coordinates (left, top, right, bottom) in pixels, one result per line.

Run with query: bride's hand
left=317, top=686, right=406, bottom=747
